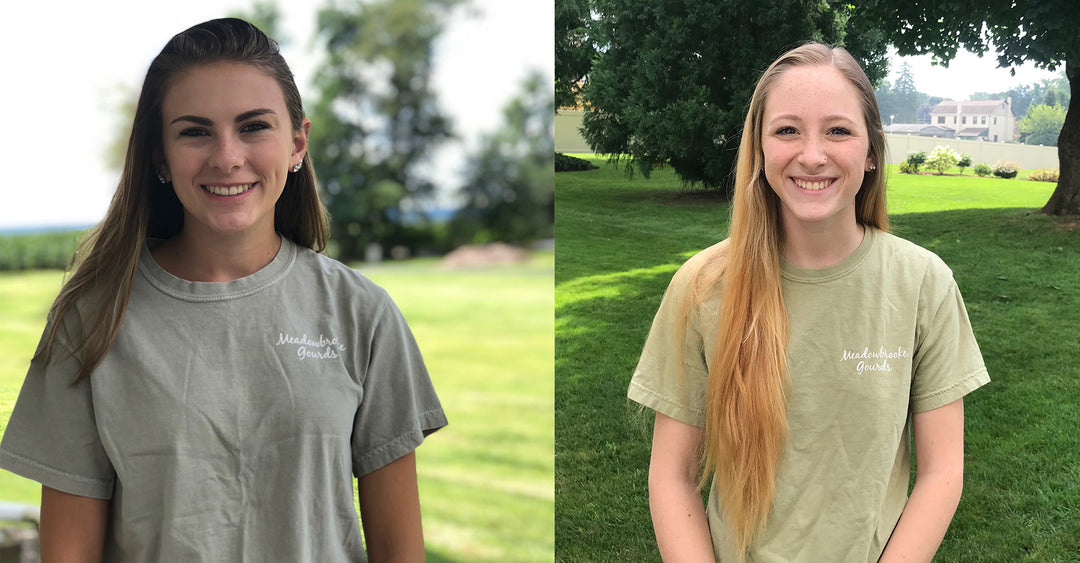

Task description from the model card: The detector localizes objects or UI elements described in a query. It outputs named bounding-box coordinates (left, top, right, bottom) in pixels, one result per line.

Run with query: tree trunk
left=1041, top=59, right=1080, bottom=215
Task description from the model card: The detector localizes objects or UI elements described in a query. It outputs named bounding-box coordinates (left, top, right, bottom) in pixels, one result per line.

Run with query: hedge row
left=0, top=231, right=83, bottom=271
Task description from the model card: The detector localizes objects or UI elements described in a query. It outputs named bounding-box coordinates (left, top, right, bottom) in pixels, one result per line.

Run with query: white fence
left=556, top=109, right=1061, bottom=170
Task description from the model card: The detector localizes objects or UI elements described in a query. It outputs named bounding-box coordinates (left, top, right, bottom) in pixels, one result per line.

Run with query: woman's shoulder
left=289, top=242, right=392, bottom=304
left=871, top=229, right=957, bottom=294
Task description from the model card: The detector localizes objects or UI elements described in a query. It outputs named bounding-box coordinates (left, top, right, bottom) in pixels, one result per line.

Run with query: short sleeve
left=351, top=295, right=447, bottom=477
left=0, top=315, right=115, bottom=499
left=910, top=276, right=990, bottom=412
left=627, top=257, right=713, bottom=428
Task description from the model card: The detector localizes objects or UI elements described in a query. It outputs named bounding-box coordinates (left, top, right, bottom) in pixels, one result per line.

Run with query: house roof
left=956, top=127, right=989, bottom=137
left=931, top=100, right=1008, bottom=115
left=885, top=124, right=928, bottom=134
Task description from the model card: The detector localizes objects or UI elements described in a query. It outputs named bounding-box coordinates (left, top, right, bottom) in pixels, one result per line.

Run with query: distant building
left=928, top=98, right=1015, bottom=142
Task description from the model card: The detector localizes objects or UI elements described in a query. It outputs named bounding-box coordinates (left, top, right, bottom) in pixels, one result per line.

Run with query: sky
left=0, top=0, right=553, bottom=230
left=886, top=46, right=1063, bottom=101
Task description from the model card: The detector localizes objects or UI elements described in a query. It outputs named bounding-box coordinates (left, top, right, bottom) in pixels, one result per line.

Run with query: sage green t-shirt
left=0, top=237, right=447, bottom=562
left=629, top=227, right=989, bottom=562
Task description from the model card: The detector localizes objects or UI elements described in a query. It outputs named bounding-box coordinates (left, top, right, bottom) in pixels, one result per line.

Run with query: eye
left=827, top=127, right=852, bottom=136
left=241, top=121, right=271, bottom=133
left=775, top=126, right=797, bottom=136
left=179, top=127, right=210, bottom=137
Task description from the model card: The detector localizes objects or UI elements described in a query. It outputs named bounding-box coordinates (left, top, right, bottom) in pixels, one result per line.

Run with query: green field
left=0, top=254, right=554, bottom=562
left=555, top=157, right=1080, bottom=561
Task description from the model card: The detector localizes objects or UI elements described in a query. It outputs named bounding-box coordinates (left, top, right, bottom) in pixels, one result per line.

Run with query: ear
left=865, top=154, right=875, bottom=172
left=152, top=148, right=171, bottom=182
left=292, top=118, right=311, bottom=167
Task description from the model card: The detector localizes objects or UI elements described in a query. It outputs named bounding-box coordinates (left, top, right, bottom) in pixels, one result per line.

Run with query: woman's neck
left=781, top=220, right=866, bottom=270
left=151, top=228, right=282, bottom=282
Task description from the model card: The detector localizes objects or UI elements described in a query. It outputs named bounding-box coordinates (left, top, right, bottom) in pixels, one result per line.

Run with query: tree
left=308, top=0, right=460, bottom=260
left=891, top=63, right=919, bottom=122
left=556, top=0, right=597, bottom=110
left=582, top=0, right=889, bottom=193
left=1020, top=104, right=1067, bottom=146
left=855, top=0, right=1080, bottom=215
left=449, top=73, right=554, bottom=246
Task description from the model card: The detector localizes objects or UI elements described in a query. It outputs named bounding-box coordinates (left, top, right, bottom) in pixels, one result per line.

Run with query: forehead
left=764, top=64, right=864, bottom=122
left=162, top=62, right=287, bottom=117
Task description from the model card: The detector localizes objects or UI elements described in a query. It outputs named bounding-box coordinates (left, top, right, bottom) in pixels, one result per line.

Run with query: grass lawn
left=555, top=156, right=1080, bottom=561
left=0, top=254, right=554, bottom=562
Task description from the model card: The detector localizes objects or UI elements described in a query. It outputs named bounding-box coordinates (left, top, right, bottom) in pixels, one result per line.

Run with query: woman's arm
left=879, top=398, right=965, bottom=563
left=39, top=485, right=108, bottom=563
left=649, top=412, right=714, bottom=562
left=357, top=450, right=424, bottom=562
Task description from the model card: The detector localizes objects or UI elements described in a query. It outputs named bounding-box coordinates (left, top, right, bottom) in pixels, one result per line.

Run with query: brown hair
left=39, top=18, right=328, bottom=381
left=682, top=42, right=888, bottom=556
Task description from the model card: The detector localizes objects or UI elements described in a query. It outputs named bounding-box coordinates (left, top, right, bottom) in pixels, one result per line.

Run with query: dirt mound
left=441, top=243, right=530, bottom=268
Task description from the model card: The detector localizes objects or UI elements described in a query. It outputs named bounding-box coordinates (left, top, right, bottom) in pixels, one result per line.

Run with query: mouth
left=792, top=178, right=835, bottom=191
left=202, top=183, right=256, bottom=197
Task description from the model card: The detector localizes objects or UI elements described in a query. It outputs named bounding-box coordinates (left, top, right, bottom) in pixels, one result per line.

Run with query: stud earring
left=291, top=161, right=303, bottom=173
left=157, top=172, right=168, bottom=184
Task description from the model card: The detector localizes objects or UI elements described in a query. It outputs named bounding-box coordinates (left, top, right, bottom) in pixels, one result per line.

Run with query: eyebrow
left=769, top=113, right=857, bottom=124
left=170, top=108, right=277, bottom=126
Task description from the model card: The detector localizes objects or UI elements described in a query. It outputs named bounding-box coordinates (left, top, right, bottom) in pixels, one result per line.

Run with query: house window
left=937, top=116, right=944, bottom=124
left=962, top=116, right=967, bottom=124
left=994, top=117, right=998, bottom=125
left=952, top=116, right=957, bottom=124
left=981, top=116, right=986, bottom=124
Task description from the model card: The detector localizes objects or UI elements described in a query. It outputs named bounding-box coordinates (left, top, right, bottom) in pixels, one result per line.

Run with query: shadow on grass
left=556, top=206, right=1080, bottom=561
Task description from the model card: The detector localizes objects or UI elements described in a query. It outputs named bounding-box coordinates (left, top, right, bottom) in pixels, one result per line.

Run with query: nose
left=798, top=137, right=827, bottom=169
left=208, top=132, right=244, bottom=172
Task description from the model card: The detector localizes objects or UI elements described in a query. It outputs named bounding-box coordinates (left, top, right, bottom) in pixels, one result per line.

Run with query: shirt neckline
left=138, top=236, right=298, bottom=302
left=780, top=226, right=878, bottom=283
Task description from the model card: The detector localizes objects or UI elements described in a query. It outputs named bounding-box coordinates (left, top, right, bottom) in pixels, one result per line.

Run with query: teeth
left=794, top=179, right=830, bottom=191
left=203, top=183, right=254, bottom=196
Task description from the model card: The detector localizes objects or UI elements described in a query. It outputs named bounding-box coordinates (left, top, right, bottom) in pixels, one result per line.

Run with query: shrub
left=905, top=151, right=927, bottom=172
left=898, top=159, right=919, bottom=174
left=926, top=145, right=960, bottom=175
left=992, top=160, right=1020, bottom=179
left=957, top=154, right=972, bottom=175
left=1028, top=168, right=1060, bottom=182
left=974, top=163, right=992, bottom=177
left=556, top=153, right=600, bottom=172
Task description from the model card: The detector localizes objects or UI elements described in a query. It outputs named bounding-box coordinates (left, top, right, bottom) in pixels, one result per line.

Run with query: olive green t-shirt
left=629, top=227, right=989, bottom=562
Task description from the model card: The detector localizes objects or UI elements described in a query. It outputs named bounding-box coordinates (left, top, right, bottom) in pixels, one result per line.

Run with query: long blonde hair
left=38, top=18, right=329, bottom=381
left=683, top=42, right=889, bottom=555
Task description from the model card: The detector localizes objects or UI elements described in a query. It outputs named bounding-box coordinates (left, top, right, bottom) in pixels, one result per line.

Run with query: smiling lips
left=793, top=178, right=834, bottom=191
left=202, top=183, right=255, bottom=196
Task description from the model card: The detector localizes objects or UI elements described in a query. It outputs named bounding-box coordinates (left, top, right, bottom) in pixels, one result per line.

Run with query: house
left=928, top=98, right=1015, bottom=142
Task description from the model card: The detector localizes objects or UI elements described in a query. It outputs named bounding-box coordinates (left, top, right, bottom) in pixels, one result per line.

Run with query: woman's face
left=761, top=64, right=872, bottom=234
left=159, top=61, right=308, bottom=241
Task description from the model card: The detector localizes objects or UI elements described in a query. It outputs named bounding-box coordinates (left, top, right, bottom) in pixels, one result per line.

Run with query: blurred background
left=0, top=0, right=554, bottom=561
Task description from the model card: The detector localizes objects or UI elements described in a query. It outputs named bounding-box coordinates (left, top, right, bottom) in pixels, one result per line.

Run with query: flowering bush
left=992, top=160, right=1020, bottom=179
left=974, top=163, right=992, bottom=177
left=1028, top=168, right=1060, bottom=182
left=926, top=145, right=960, bottom=175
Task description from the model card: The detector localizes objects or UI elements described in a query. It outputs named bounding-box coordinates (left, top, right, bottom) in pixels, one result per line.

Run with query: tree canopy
left=1020, top=104, right=1067, bottom=147
left=308, top=0, right=460, bottom=260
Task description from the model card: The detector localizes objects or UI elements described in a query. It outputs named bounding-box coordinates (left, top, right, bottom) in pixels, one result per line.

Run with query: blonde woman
left=629, top=43, right=988, bottom=562
left=0, top=18, right=445, bottom=562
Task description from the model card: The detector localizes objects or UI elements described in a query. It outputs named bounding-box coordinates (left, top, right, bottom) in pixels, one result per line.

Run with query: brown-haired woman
left=0, top=18, right=445, bottom=562
left=629, top=42, right=988, bottom=562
